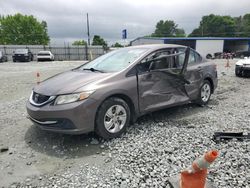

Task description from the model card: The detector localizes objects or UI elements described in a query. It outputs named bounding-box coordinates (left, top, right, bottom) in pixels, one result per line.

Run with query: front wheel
left=196, top=80, right=212, bottom=106
left=95, top=97, right=130, bottom=139
left=235, top=67, right=242, bottom=77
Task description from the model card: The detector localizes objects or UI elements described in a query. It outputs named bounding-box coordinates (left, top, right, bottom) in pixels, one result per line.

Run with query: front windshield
left=79, top=48, right=149, bottom=72
left=15, top=49, right=28, bottom=53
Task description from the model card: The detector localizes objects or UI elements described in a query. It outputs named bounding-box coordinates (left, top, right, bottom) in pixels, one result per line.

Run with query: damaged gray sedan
left=26, top=44, right=218, bottom=139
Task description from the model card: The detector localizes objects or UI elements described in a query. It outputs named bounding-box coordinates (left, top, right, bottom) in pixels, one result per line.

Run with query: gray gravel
left=0, top=60, right=250, bottom=188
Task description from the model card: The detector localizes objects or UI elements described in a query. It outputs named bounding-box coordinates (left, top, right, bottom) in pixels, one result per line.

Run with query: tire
left=196, top=80, right=212, bottom=106
left=3, top=56, right=7, bottom=62
left=235, top=67, right=242, bottom=77
left=95, top=97, right=131, bottom=139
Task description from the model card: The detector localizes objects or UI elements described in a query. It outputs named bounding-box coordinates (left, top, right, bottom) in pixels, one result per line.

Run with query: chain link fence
left=0, top=45, right=105, bottom=61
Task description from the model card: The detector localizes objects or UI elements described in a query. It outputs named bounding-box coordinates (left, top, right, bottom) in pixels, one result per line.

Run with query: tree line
left=0, top=13, right=250, bottom=47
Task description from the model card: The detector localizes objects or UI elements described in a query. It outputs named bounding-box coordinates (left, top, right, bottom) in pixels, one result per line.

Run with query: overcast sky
left=1, top=0, right=249, bottom=45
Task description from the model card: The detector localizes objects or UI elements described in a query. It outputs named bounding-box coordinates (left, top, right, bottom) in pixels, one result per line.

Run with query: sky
left=0, top=0, right=249, bottom=45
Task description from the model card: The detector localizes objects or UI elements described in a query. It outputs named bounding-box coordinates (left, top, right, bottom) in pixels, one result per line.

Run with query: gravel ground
left=0, top=60, right=249, bottom=188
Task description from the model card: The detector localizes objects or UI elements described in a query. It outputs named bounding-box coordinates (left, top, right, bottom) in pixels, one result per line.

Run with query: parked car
left=235, top=51, right=250, bottom=59
left=26, top=44, right=218, bottom=139
left=209, top=52, right=235, bottom=59
left=12, top=49, right=33, bottom=62
left=0, top=51, right=8, bottom=62
left=37, top=51, right=54, bottom=61
left=235, top=57, right=250, bottom=77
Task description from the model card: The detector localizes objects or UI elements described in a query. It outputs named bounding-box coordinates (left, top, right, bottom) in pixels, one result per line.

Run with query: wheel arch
left=204, top=77, right=214, bottom=93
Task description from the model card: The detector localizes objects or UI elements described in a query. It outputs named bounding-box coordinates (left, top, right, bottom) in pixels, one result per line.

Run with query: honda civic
left=26, top=44, right=218, bottom=139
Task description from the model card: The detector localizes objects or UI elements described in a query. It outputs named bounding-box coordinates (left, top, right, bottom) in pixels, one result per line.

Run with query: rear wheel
left=196, top=80, right=212, bottom=106
left=235, top=67, right=242, bottom=77
left=95, top=97, right=130, bottom=139
left=3, top=56, right=7, bottom=62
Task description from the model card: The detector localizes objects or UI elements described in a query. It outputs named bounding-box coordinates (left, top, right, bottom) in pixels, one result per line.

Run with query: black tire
left=3, top=56, right=7, bottom=62
left=196, top=80, right=212, bottom=106
left=235, top=67, right=242, bottom=77
left=95, top=97, right=130, bottom=139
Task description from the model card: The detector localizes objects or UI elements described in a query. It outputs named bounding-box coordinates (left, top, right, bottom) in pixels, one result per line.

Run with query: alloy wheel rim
left=201, top=83, right=211, bottom=102
left=104, top=105, right=127, bottom=133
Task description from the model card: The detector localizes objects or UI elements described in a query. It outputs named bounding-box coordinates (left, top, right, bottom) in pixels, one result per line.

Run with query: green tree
left=189, top=14, right=236, bottom=37
left=175, top=28, right=186, bottom=37
left=72, top=40, right=87, bottom=46
left=111, top=42, right=123, bottom=47
left=0, top=13, right=50, bottom=45
left=241, top=14, right=250, bottom=36
left=151, top=20, right=186, bottom=37
left=92, top=35, right=107, bottom=48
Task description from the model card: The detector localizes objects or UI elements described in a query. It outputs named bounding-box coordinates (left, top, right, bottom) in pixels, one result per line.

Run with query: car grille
left=29, top=91, right=56, bottom=106
left=32, top=92, right=50, bottom=104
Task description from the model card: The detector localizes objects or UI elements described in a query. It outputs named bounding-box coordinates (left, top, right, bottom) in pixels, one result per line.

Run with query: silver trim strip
left=28, top=116, right=58, bottom=125
left=29, top=91, right=56, bottom=106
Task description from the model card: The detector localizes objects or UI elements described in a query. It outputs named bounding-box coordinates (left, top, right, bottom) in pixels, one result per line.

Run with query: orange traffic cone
left=36, top=72, right=40, bottom=84
left=180, top=150, right=219, bottom=188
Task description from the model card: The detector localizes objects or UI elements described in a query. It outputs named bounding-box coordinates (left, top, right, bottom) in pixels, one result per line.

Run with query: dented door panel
left=137, top=47, right=191, bottom=113
left=138, top=70, right=189, bottom=113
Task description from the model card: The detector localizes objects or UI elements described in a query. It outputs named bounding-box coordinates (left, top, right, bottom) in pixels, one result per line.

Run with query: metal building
left=130, top=37, right=250, bottom=57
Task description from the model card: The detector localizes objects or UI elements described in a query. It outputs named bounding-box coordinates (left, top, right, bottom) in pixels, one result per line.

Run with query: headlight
left=54, top=91, right=95, bottom=105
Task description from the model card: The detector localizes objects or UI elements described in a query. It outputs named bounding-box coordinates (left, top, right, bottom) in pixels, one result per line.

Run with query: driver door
left=136, top=48, right=190, bottom=113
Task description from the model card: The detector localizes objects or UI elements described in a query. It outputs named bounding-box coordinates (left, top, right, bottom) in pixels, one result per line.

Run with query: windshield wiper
left=82, top=68, right=105, bottom=73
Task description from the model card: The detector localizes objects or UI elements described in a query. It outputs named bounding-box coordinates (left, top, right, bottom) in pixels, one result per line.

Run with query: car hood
left=236, top=59, right=250, bottom=66
left=33, top=70, right=112, bottom=96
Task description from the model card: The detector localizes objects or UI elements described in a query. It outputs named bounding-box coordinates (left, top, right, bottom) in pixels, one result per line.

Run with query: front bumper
left=26, top=98, right=99, bottom=134
left=13, top=55, right=29, bottom=62
left=236, top=65, right=250, bottom=71
left=37, top=56, right=53, bottom=61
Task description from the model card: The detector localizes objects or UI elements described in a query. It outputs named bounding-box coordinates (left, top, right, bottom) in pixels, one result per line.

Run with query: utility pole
left=201, top=21, right=204, bottom=37
left=87, top=13, right=90, bottom=45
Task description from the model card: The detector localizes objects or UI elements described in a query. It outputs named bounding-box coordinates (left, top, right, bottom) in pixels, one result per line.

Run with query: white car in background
left=37, top=51, right=54, bottom=61
left=235, top=57, right=250, bottom=77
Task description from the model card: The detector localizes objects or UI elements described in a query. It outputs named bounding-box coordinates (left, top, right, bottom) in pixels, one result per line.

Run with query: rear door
left=181, top=49, right=204, bottom=100
left=136, top=48, right=190, bottom=113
